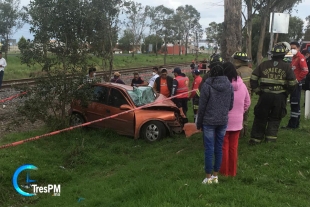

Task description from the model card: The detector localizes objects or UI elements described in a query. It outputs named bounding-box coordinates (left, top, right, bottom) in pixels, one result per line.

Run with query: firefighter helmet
left=271, top=44, right=287, bottom=56
left=271, top=42, right=291, bottom=56
left=210, top=54, right=223, bottom=65
left=233, top=52, right=251, bottom=62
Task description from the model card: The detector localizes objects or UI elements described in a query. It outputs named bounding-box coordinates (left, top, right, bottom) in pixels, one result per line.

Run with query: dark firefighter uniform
left=233, top=52, right=253, bottom=138
left=249, top=43, right=298, bottom=144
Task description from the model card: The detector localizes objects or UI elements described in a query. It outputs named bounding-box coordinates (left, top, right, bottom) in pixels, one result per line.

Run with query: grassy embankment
left=3, top=53, right=206, bottom=80
left=0, top=89, right=310, bottom=206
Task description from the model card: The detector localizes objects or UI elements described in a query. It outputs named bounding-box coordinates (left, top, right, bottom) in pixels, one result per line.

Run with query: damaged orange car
left=69, top=83, right=186, bottom=142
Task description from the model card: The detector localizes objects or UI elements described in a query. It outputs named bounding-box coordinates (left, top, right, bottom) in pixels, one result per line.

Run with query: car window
left=107, top=88, right=129, bottom=108
left=93, top=86, right=109, bottom=104
left=127, top=86, right=156, bottom=107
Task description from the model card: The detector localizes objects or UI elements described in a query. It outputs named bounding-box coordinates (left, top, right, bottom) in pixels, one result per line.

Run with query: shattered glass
left=127, top=86, right=156, bottom=107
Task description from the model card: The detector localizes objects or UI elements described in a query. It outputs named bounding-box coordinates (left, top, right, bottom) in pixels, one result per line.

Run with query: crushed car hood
left=142, top=94, right=178, bottom=109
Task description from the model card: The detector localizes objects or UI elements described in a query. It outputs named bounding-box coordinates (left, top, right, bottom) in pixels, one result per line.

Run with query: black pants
left=0, top=71, right=3, bottom=89
left=250, top=92, right=287, bottom=143
left=287, top=84, right=302, bottom=128
left=173, top=98, right=188, bottom=117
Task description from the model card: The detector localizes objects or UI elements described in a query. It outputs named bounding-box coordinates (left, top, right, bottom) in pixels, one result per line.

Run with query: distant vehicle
left=300, top=41, right=310, bottom=52
left=69, top=83, right=185, bottom=142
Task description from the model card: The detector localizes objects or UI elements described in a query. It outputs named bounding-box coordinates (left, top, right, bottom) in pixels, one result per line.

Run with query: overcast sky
left=13, top=0, right=310, bottom=41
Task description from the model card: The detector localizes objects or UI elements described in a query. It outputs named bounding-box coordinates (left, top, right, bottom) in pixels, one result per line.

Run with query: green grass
left=3, top=53, right=205, bottom=80
left=0, top=92, right=310, bottom=206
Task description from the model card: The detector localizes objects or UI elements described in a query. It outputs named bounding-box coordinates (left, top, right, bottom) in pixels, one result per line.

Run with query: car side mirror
left=120, top=104, right=132, bottom=110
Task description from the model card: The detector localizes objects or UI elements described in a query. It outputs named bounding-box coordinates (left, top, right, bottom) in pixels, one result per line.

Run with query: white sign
left=269, top=13, right=290, bottom=34
left=148, top=44, right=153, bottom=52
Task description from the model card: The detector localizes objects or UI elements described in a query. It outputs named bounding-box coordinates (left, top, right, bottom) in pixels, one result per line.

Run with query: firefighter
left=232, top=52, right=253, bottom=138
left=249, top=42, right=298, bottom=145
left=282, top=42, right=309, bottom=129
left=171, top=67, right=189, bottom=121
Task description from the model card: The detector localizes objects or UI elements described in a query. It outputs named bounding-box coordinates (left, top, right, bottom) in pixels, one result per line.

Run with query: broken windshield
left=127, top=86, right=156, bottom=107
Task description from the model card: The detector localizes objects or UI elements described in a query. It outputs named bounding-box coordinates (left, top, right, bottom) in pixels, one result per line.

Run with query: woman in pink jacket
left=220, top=62, right=251, bottom=177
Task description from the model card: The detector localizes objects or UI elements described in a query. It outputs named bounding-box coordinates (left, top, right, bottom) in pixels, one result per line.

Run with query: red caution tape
left=0, top=92, right=27, bottom=104
left=0, top=89, right=197, bottom=150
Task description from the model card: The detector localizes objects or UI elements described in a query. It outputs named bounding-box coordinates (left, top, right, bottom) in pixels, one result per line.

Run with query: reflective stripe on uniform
left=193, top=105, right=199, bottom=110
left=196, top=89, right=200, bottom=97
left=177, top=87, right=188, bottom=91
left=260, top=78, right=286, bottom=85
left=242, top=77, right=251, bottom=81
left=265, top=136, right=277, bottom=140
left=250, top=138, right=262, bottom=143
left=289, top=80, right=298, bottom=85
left=261, top=89, right=286, bottom=94
left=250, top=74, right=259, bottom=80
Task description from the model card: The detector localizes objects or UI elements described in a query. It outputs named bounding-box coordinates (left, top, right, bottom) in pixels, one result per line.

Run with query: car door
left=104, top=88, right=135, bottom=136
left=85, top=85, right=109, bottom=128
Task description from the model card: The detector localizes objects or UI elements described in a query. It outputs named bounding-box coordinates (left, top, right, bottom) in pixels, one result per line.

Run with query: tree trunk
left=5, top=33, right=8, bottom=60
left=222, top=0, right=242, bottom=61
left=164, top=36, right=167, bottom=65
left=155, top=35, right=158, bottom=56
left=246, top=0, right=253, bottom=60
left=256, top=5, right=270, bottom=65
left=185, top=33, right=189, bottom=56
left=179, top=40, right=181, bottom=56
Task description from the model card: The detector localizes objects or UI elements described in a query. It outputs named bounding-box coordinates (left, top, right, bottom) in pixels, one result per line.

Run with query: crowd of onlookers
left=84, top=42, right=310, bottom=185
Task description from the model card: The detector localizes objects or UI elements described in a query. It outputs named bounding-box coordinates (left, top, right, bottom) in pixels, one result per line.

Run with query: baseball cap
left=172, top=67, right=181, bottom=74
left=114, top=72, right=121, bottom=76
left=192, top=69, right=200, bottom=75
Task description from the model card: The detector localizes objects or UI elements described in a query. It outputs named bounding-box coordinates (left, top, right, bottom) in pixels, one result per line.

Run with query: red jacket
left=291, top=51, right=309, bottom=81
left=174, top=75, right=189, bottom=98
left=190, top=75, right=202, bottom=98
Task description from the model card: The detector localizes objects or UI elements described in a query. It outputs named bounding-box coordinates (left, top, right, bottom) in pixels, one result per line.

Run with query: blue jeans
left=0, top=71, right=3, bottom=89
left=203, top=124, right=227, bottom=174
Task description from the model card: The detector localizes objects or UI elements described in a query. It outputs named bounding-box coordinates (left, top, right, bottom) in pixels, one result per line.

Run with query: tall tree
left=0, top=0, right=24, bottom=60
left=148, top=6, right=162, bottom=56
left=205, top=22, right=223, bottom=47
left=304, top=15, right=310, bottom=40
left=152, top=5, right=174, bottom=65
left=117, top=29, right=135, bottom=52
left=144, top=34, right=162, bottom=53
left=124, top=1, right=149, bottom=57
left=19, top=0, right=121, bottom=127
left=175, top=5, right=201, bottom=56
left=222, top=0, right=242, bottom=61
left=87, top=0, right=121, bottom=79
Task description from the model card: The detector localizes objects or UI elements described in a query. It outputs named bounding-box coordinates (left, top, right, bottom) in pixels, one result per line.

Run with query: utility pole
left=268, top=11, right=275, bottom=60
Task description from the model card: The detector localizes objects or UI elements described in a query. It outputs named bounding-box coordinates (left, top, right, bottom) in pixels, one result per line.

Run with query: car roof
left=95, top=82, right=134, bottom=90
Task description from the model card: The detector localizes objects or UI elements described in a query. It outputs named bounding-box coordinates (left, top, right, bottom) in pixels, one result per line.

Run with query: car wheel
left=70, top=113, right=85, bottom=126
left=141, top=121, right=166, bottom=142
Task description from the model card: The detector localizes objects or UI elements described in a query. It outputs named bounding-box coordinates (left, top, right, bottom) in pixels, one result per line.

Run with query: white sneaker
left=211, top=175, right=218, bottom=184
left=202, top=178, right=212, bottom=184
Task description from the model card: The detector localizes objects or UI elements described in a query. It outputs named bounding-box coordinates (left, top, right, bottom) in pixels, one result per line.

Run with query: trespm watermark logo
left=12, top=164, right=61, bottom=197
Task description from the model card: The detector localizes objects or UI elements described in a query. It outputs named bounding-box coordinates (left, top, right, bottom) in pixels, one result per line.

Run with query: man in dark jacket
left=250, top=42, right=297, bottom=144
left=131, top=72, right=148, bottom=87
left=110, top=72, right=125, bottom=84
left=197, top=57, right=234, bottom=185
